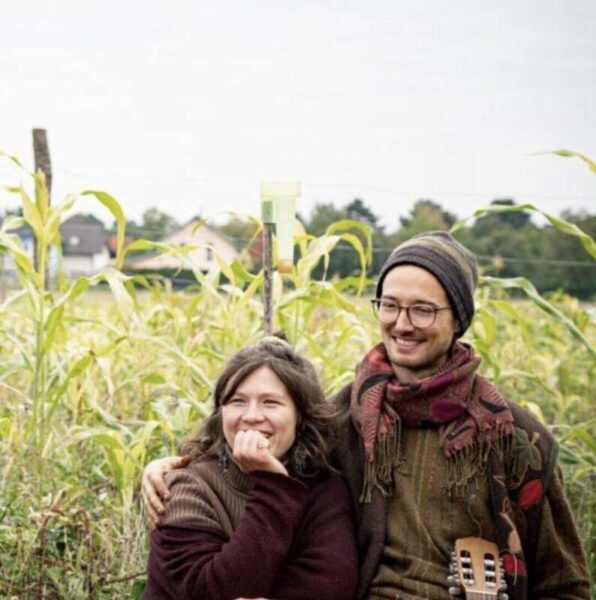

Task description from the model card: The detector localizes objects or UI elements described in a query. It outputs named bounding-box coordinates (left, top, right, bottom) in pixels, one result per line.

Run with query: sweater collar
left=220, top=445, right=255, bottom=495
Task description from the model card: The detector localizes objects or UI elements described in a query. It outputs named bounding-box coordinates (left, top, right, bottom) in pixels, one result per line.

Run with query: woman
left=142, top=337, right=358, bottom=600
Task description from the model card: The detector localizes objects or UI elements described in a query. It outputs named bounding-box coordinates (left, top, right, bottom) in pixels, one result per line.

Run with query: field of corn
left=0, top=153, right=594, bottom=599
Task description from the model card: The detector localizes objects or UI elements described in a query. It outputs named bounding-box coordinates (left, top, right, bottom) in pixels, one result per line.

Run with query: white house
left=131, top=218, right=240, bottom=271
left=60, top=214, right=111, bottom=277
left=0, top=214, right=110, bottom=281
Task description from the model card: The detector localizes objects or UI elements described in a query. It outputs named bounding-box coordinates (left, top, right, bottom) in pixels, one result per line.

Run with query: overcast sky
left=1, top=0, right=595, bottom=229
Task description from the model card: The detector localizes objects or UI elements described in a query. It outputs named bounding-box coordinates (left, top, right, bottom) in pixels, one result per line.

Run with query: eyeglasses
left=371, top=299, right=451, bottom=328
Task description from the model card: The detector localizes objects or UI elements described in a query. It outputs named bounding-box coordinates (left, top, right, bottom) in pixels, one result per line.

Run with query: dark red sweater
left=143, top=460, right=358, bottom=600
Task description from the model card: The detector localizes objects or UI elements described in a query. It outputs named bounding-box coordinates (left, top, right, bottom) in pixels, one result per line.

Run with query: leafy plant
left=0, top=153, right=594, bottom=597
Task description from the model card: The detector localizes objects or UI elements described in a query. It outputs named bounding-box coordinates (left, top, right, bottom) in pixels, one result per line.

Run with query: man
left=142, top=232, right=590, bottom=599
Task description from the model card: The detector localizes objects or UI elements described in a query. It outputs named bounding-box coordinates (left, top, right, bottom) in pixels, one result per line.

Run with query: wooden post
left=33, top=128, right=52, bottom=195
left=261, top=195, right=275, bottom=336
left=32, top=128, right=52, bottom=288
left=262, top=223, right=274, bottom=335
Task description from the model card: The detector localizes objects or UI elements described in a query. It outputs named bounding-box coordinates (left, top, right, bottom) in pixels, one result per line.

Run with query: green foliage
left=122, top=207, right=180, bottom=242
left=299, top=191, right=596, bottom=299
left=534, top=148, right=596, bottom=174
left=345, top=198, right=379, bottom=228
left=216, top=215, right=260, bottom=251
left=393, top=199, right=457, bottom=243
left=301, top=199, right=392, bottom=280
left=0, top=154, right=594, bottom=596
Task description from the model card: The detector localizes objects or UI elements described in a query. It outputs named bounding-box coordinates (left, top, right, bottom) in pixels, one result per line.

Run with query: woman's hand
left=232, top=430, right=288, bottom=476
left=141, top=455, right=191, bottom=527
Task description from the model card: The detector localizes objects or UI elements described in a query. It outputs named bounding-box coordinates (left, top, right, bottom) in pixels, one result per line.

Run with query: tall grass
left=0, top=154, right=594, bottom=598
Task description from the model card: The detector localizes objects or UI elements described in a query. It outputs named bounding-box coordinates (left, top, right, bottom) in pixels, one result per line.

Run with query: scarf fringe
left=447, top=425, right=514, bottom=495
left=361, top=424, right=515, bottom=502
left=360, top=422, right=401, bottom=503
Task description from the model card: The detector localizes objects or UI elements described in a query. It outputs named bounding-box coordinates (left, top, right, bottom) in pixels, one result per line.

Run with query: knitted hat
left=376, top=231, right=478, bottom=336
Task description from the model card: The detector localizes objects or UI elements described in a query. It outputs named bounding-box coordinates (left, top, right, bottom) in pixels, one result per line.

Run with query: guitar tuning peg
left=498, top=593, right=509, bottom=600
left=448, top=586, right=463, bottom=597
left=448, top=563, right=456, bottom=574
left=447, top=575, right=460, bottom=586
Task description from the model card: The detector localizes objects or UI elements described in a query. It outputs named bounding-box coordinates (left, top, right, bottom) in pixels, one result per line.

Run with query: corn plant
left=0, top=151, right=594, bottom=597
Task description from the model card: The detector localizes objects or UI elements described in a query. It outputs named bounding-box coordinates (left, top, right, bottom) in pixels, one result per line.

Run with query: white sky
left=1, top=0, right=595, bottom=229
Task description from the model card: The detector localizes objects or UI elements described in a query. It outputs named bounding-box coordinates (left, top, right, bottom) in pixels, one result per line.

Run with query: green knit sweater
left=331, top=384, right=590, bottom=600
left=367, top=426, right=588, bottom=599
left=368, top=426, right=496, bottom=599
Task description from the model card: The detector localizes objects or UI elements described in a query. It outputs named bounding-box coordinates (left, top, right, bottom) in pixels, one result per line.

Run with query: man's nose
left=392, top=308, right=414, bottom=331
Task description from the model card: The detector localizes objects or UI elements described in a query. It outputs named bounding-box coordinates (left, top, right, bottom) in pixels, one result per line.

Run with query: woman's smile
left=222, top=366, right=298, bottom=460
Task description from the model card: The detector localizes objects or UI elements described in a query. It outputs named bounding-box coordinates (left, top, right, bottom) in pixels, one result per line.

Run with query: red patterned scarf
left=350, top=342, right=514, bottom=501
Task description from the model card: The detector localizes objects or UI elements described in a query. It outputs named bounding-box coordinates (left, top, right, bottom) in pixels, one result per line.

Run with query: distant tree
left=389, top=199, right=457, bottom=246
left=384, top=197, right=595, bottom=298
left=401, top=199, right=457, bottom=228
left=345, top=198, right=378, bottom=228
left=537, top=210, right=596, bottom=298
left=307, top=203, right=348, bottom=237
left=472, top=198, right=530, bottom=238
left=123, top=208, right=179, bottom=241
left=217, top=216, right=259, bottom=250
left=216, top=216, right=263, bottom=270
left=464, top=199, right=541, bottom=279
left=304, top=199, right=385, bottom=280
left=141, top=208, right=179, bottom=241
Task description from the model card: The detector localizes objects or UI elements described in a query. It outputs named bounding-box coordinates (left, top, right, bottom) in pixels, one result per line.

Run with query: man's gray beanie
left=376, top=231, right=479, bottom=336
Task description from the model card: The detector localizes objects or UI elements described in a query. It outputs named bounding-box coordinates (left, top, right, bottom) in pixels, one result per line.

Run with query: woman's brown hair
left=180, top=336, right=338, bottom=476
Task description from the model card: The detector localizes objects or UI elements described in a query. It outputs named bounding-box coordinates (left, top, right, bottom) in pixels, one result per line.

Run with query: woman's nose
left=241, top=401, right=264, bottom=422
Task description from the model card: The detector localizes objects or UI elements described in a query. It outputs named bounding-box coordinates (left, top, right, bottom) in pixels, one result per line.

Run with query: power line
left=330, top=245, right=595, bottom=266
left=92, top=225, right=596, bottom=267
left=121, top=234, right=596, bottom=267
left=476, top=255, right=595, bottom=267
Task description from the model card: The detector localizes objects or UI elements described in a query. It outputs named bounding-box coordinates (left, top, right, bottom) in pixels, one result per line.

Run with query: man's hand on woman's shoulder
left=141, top=455, right=190, bottom=527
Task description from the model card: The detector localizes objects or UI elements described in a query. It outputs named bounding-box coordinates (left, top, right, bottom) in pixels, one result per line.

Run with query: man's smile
left=391, top=336, right=425, bottom=349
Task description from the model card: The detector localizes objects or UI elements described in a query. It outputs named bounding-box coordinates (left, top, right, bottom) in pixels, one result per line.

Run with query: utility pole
left=32, top=128, right=52, bottom=288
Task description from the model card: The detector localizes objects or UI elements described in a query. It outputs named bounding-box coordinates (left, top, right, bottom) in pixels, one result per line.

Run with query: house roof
left=131, top=216, right=241, bottom=270
left=61, top=214, right=107, bottom=256
left=1, top=213, right=108, bottom=256
left=160, top=217, right=239, bottom=252
left=0, top=217, right=32, bottom=239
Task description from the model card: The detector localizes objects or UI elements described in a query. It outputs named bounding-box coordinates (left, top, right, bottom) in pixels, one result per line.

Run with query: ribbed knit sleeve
left=145, top=468, right=309, bottom=600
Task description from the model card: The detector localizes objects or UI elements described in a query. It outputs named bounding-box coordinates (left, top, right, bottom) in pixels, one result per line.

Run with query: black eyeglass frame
left=370, top=298, right=451, bottom=328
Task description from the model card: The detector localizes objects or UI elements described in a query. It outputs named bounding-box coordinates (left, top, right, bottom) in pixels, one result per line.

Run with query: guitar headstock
left=448, top=537, right=508, bottom=599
